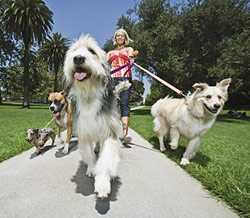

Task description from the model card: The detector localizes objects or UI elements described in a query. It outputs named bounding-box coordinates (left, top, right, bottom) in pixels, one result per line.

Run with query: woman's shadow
left=71, top=161, right=122, bottom=215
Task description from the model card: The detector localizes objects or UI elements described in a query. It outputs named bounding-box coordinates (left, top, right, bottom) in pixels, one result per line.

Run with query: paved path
left=0, top=129, right=238, bottom=218
left=130, top=105, right=145, bottom=111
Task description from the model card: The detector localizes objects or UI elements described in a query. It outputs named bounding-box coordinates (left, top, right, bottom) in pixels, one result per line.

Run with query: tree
left=209, top=29, right=250, bottom=107
left=103, top=39, right=114, bottom=52
left=39, top=32, right=69, bottom=92
left=0, top=0, right=17, bottom=104
left=117, top=15, right=135, bottom=36
left=137, top=0, right=167, bottom=29
left=106, top=0, right=250, bottom=107
left=2, top=0, right=53, bottom=107
left=135, top=0, right=250, bottom=106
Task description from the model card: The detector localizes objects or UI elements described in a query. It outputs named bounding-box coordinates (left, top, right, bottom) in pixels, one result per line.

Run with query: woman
left=107, top=28, right=139, bottom=142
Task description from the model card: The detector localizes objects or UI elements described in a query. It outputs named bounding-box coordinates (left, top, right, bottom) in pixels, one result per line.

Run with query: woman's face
left=115, top=32, right=126, bottom=46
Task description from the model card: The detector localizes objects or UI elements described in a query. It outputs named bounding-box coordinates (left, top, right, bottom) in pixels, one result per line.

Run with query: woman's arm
left=127, top=47, right=139, bottom=58
left=132, top=50, right=139, bottom=57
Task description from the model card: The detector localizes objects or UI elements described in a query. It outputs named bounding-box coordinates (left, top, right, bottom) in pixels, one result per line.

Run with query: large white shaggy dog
left=64, top=35, right=122, bottom=198
left=151, top=78, right=231, bottom=166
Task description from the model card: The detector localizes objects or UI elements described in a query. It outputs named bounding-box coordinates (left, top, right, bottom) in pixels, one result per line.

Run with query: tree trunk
left=54, top=71, right=58, bottom=92
left=22, top=44, right=30, bottom=108
left=0, top=91, right=2, bottom=104
left=53, top=65, right=59, bottom=92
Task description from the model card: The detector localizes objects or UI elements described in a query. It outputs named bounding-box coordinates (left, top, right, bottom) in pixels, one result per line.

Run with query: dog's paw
left=62, top=144, right=69, bottom=154
left=35, top=149, right=41, bottom=155
left=94, top=176, right=111, bottom=198
left=180, top=158, right=190, bottom=166
left=160, top=146, right=166, bottom=152
left=86, top=167, right=95, bottom=177
left=170, top=143, right=178, bottom=150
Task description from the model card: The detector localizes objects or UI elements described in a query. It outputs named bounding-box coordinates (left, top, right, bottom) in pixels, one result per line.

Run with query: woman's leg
left=121, top=116, right=129, bottom=137
left=119, top=88, right=130, bottom=138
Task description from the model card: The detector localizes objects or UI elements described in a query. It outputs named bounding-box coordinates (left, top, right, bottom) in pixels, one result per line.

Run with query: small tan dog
left=48, top=91, right=75, bottom=154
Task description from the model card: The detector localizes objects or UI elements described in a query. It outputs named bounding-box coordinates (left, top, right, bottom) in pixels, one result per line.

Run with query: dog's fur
left=151, top=78, right=231, bottom=165
left=48, top=91, right=75, bottom=154
left=26, top=128, right=55, bottom=154
left=64, top=35, right=122, bottom=198
left=113, top=80, right=132, bottom=97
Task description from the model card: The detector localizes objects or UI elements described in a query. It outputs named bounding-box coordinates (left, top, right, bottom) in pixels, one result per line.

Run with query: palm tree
left=40, top=32, right=69, bottom=92
left=2, top=0, right=53, bottom=107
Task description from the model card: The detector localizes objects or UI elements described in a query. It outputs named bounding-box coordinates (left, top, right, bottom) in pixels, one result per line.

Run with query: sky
left=44, top=0, right=152, bottom=99
left=45, top=0, right=137, bottom=46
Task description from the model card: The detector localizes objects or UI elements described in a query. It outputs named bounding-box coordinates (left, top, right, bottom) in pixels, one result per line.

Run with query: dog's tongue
left=53, top=112, right=60, bottom=119
left=74, top=72, right=87, bottom=81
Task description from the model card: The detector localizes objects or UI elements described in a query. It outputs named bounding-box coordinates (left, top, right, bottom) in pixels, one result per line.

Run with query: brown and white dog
left=48, top=91, right=75, bottom=154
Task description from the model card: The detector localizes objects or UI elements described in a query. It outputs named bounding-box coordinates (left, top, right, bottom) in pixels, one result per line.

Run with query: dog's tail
left=151, top=98, right=164, bottom=117
left=113, top=81, right=132, bottom=97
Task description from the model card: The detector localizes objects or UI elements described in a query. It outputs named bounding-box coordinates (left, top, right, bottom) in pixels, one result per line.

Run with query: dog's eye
left=88, top=48, right=96, bottom=55
left=206, top=95, right=212, bottom=99
left=218, top=95, right=222, bottom=100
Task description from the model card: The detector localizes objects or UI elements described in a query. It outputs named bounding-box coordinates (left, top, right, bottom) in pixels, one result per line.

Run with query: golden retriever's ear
left=216, top=78, right=231, bottom=92
left=192, top=83, right=208, bottom=92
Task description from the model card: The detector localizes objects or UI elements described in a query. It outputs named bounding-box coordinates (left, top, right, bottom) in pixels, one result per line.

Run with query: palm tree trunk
left=54, top=65, right=59, bottom=92
left=23, top=44, right=30, bottom=108
left=54, top=71, right=58, bottom=92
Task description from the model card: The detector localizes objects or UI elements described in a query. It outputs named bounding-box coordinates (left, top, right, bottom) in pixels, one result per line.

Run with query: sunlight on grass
left=130, top=107, right=250, bottom=218
left=0, top=104, right=250, bottom=217
left=0, top=104, right=53, bottom=162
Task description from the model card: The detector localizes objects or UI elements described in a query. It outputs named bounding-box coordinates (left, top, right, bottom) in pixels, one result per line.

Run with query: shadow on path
left=55, top=140, right=78, bottom=158
left=30, top=144, right=56, bottom=159
left=71, top=161, right=122, bottom=215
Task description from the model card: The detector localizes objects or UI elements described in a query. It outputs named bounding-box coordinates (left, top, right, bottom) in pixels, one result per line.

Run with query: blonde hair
left=113, top=28, right=133, bottom=46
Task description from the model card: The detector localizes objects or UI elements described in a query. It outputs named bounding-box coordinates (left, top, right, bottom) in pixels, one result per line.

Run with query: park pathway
left=0, top=128, right=238, bottom=218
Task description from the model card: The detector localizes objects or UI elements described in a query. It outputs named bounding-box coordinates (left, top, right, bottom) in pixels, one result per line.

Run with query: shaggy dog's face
left=192, top=78, right=231, bottom=116
left=64, top=35, right=109, bottom=87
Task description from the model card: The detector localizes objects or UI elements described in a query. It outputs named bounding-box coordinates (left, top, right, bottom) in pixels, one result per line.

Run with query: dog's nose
left=49, top=106, right=55, bottom=111
left=214, top=104, right=220, bottom=109
left=73, top=55, right=85, bottom=65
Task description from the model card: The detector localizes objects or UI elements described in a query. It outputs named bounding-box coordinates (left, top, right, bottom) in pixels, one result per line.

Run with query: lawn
left=0, top=104, right=53, bottom=162
left=130, top=107, right=250, bottom=218
left=0, top=104, right=249, bottom=217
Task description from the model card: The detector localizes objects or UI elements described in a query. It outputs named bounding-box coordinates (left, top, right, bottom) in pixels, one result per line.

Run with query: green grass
left=130, top=108, right=250, bottom=218
left=0, top=104, right=53, bottom=162
left=0, top=104, right=249, bottom=217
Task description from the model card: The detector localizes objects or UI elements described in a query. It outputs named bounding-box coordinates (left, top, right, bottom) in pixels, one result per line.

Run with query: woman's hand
left=129, top=49, right=139, bottom=58
left=133, top=50, right=139, bottom=57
